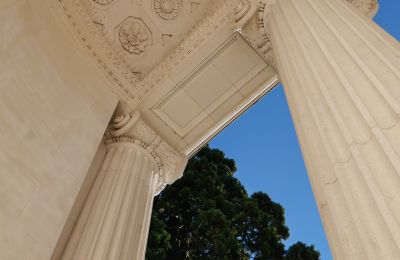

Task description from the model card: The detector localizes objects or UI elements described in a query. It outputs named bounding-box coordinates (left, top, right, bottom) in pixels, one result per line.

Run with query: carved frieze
left=233, top=0, right=251, bottom=23
left=238, top=0, right=377, bottom=72
left=238, top=0, right=276, bottom=70
left=153, top=0, right=183, bottom=20
left=118, top=18, right=152, bottom=55
left=55, top=0, right=378, bottom=109
left=349, top=0, right=379, bottom=17
left=142, top=0, right=241, bottom=93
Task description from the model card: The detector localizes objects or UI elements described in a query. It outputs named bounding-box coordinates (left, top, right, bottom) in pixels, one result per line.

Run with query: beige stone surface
left=62, top=143, right=159, bottom=260
left=266, top=0, right=400, bottom=258
left=0, top=0, right=389, bottom=258
left=51, top=142, right=107, bottom=260
left=0, top=0, right=117, bottom=259
left=62, top=113, right=187, bottom=260
left=79, top=0, right=219, bottom=78
left=141, top=30, right=278, bottom=156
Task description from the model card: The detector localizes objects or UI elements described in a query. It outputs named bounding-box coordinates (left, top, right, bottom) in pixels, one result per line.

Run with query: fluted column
left=265, top=0, right=400, bottom=259
left=62, top=113, right=187, bottom=260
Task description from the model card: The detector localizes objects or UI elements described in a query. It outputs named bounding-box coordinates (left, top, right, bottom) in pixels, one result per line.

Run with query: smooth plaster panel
left=185, top=64, right=233, bottom=109
left=141, top=29, right=278, bottom=155
left=213, top=40, right=259, bottom=84
left=152, top=35, right=269, bottom=138
left=162, top=91, right=203, bottom=128
left=0, top=0, right=117, bottom=259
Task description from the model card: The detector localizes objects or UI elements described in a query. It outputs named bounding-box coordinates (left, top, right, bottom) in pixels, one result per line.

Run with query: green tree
left=284, top=242, right=320, bottom=260
left=146, top=146, right=320, bottom=260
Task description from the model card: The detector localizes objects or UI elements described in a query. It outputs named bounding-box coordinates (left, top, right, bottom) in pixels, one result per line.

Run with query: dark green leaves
left=146, top=146, right=320, bottom=260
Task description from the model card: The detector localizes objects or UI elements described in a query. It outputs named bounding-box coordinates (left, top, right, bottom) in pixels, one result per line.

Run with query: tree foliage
left=146, top=146, right=320, bottom=260
left=284, top=242, right=321, bottom=260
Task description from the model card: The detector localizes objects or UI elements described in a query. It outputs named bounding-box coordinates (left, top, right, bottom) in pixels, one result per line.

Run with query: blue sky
left=209, top=1, right=400, bottom=259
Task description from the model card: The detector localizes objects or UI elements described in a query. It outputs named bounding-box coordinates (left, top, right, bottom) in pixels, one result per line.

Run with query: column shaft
left=62, top=143, right=158, bottom=260
left=265, top=0, right=400, bottom=259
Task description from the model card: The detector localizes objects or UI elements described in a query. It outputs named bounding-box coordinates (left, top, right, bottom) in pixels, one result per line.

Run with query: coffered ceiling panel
left=152, top=34, right=267, bottom=137
left=81, top=0, right=217, bottom=78
left=140, top=31, right=278, bottom=155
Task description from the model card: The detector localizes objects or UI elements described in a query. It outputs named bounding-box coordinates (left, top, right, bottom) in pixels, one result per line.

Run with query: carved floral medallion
left=118, top=18, right=152, bottom=54
left=153, top=0, right=183, bottom=20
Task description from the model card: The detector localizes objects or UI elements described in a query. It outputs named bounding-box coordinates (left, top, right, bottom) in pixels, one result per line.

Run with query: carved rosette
left=153, top=0, right=183, bottom=20
left=92, top=0, right=115, bottom=5
left=118, top=18, right=152, bottom=55
left=106, top=112, right=187, bottom=195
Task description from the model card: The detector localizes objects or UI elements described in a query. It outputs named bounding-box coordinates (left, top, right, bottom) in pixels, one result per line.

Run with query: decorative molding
left=92, top=0, right=115, bottom=5
left=349, top=0, right=379, bottom=17
left=238, top=0, right=377, bottom=73
left=106, top=112, right=187, bottom=194
left=232, top=0, right=259, bottom=28
left=153, top=0, right=183, bottom=20
left=118, top=18, right=152, bottom=55
left=191, top=1, right=200, bottom=12
left=55, top=0, right=141, bottom=106
left=233, top=0, right=251, bottom=23
left=55, top=0, right=377, bottom=110
left=238, top=0, right=276, bottom=70
left=55, top=0, right=241, bottom=108
left=141, top=0, right=241, bottom=95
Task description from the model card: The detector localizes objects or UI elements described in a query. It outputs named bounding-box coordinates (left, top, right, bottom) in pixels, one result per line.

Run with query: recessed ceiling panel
left=151, top=35, right=268, bottom=138
left=185, top=65, right=232, bottom=109
left=82, top=0, right=217, bottom=78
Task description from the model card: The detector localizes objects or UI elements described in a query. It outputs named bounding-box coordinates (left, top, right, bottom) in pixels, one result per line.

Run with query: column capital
left=349, top=0, right=379, bottom=17
left=105, top=111, right=187, bottom=195
left=233, top=0, right=378, bottom=73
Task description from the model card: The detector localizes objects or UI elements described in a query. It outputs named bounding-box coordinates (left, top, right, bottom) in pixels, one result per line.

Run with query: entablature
left=55, top=0, right=378, bottom=157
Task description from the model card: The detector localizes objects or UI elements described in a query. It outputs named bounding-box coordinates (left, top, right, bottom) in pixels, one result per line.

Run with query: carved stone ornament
left=119, top=18, right=152, bottom=55
left=349, top=0, right=379, bottom=17
left=153, top=0, right=183, bottom=20
left=55, top=0, right=379, bottom=108
left=106, top=112, right=187, bottom=195
left=92, top=0, right=115, bottom=5
left=233, top=0, right=258, bottom=27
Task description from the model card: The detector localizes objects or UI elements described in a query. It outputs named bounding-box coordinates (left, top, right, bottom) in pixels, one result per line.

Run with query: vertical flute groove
left=62, top=143, right=159, bottom=260
left=286, top=2, right=398, bottom=249
left=266, top=0, right=400, bottom=258
left=270, top=5, right=366, bottom=258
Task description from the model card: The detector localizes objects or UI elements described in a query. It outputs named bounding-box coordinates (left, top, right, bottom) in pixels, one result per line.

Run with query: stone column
left=264, top=0, right=400, bottom=259
left=62, top=112, right=187, bottom=260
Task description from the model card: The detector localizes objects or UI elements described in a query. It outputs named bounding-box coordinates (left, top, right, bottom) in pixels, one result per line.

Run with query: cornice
left=234, top=0, right=277, bottom=70
left=55, top=0, right=378, bottom=109
left=350, top=0, right=379, bottom=18
left=140, top=0, right=241, bottom=95
left=236, top=0, right=379, bottom=74
left=55, top=0, right=243, bottom=107
left=105, top=112, right=187, bottom=195
left=56, top=0, right=141, bottom=106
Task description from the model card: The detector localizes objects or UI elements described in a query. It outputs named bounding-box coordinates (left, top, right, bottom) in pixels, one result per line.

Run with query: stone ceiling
left=55, top=0, right=379, bottom=155
left=57, top=0, right=378, bottom=108
left=81, top=0, right=217, bottom=79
